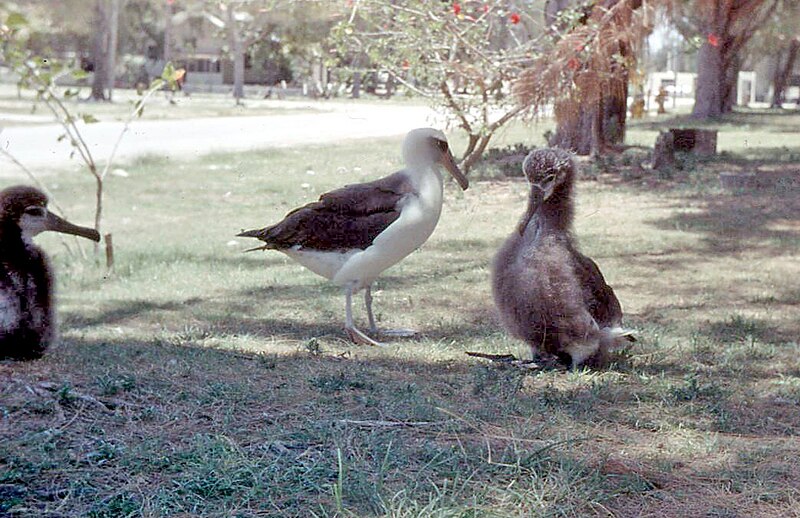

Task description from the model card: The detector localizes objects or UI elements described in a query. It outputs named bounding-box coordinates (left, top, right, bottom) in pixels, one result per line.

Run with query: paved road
left=0, top=101, right=441, bottom=174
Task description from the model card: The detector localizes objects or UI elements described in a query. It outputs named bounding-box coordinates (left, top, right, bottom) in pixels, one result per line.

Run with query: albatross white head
left=402, top=128, right=469, bottom=190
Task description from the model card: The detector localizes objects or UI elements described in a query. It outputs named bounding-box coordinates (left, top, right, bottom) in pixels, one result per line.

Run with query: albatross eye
left=434, top=139, right=449, bottom=153
left=24, top=206, right=46, bottom=217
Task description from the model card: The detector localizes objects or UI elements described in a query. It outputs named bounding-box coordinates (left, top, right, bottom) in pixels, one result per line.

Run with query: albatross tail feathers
left=602, top=326, right=637, bottom=350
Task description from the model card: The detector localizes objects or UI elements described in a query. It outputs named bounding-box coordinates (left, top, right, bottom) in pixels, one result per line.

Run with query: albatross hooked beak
left=440, top=151, right=469, bottom=191
left=45, top=211, right=101, bottom=242
left=532, top=173, right=557, bottom=201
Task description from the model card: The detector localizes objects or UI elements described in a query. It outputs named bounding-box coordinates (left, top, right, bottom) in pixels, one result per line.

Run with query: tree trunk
left=352, top=72, right=361, bottom=98
left=590, top=98, right=604, bottom=157
left=551, top=91, right=624, bottom=156
left=721, top=54, right=741, bottom=114
left=550, top=100, right=594, bottom=155
left=603, top=71, right=628, bottom=145
left=771, top=52, right=787, bottom=108
left=105, top=0, right=120, bottom=101
left=164, top=1, right=172, bottom=63
left=227, top=7, right=245, bottom=102
left=546, top=0, right=636, bottom=155
left=351, top=55, right=362, bottom=99
left=652, top=131, right=675, bottom=171
left=692, top=40, right=724, bottom=118
left=90, top=0, right=109, bottom=101
left=772, top=39, right=800, bottom=108
left=233, top=50, right=245, bottom=101
left=691, top=0, right=779, bottom=118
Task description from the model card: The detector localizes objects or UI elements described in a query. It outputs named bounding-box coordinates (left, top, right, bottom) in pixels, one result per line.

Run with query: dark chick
left=491, top=149, right=633, bottom=368
left=0, top=186, right=100, bottom=360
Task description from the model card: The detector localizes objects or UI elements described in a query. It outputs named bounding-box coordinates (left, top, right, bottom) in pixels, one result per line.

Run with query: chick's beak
left=440, top=151, right=469, bottom=190
left=518, top=185, right=545, bottom=235
left=45, top=212, right=101, bottom=242
left=532, top=174, right=557, bottom=201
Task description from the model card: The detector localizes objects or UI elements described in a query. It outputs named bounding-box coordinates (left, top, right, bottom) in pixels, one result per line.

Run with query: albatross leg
left=365, top=284, right=378, bottom=334
left=564, top=339, right=601, bottom=369
left=345, top=285, right=386, bottom=347
left=363, top=284, right=417, bottom=339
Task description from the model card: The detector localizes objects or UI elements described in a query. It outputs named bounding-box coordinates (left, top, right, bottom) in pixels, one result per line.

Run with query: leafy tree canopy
left=332, top=0, right=544, bottom=171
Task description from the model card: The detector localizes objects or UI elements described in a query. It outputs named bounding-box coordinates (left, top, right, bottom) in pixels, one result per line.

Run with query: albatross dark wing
left=238, top=171, right=414, bottom=251
left=571, top=250, right=623, bottom=329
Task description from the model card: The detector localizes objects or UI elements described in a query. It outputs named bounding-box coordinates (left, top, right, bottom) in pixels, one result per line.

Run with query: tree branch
left=440, top=80, right=473, bottom=134
left=99, top=79, right=164, bottom=181
left=0, top=144, right=85, bottom=258
left=381, top=68, right=433, bottom=97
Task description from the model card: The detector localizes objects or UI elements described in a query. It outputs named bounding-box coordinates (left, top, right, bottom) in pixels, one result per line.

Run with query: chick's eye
left=24, top=207, right=45, bottom=217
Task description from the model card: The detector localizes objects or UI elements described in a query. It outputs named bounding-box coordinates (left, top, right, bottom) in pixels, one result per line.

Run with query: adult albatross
left=238, top=128, right=469, bottom=346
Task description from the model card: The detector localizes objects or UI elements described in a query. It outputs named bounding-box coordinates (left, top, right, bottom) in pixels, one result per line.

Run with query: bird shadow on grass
left=63, top=304, right=339, bottom=343
left=704, top=314, right=779, bottom=344
left=61, top=283, right=341, bottom=337
left=425, top=237, right=499, bottom=254
left=62, top=298, right=205, bottom=328
left=56, top=332, right=798, bottom=440
left=6, top=331, right=799, bottom=518
left=203, top=316, right=346, bottom=342
left=119, top=250, right=289, bottom=270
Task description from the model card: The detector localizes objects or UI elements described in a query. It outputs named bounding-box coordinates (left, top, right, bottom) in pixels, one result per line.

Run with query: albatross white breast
left=238, top=127, right=468, bottom=346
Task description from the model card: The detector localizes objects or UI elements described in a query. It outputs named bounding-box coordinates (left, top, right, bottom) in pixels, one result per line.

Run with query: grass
left=0, top=108, right=799, bottom=517
left=0, top=83, right=325, bottom=126
left=626, top=107, right=800, bottom=165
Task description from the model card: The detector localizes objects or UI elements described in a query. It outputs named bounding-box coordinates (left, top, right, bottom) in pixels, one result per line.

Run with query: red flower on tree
left=509, top=12, right=521, bottom=24
left=707, top=33, right=720, bottom=47
left=567, top=57, right=581, bottom=71
left=401, top=59, right=410, bottom=70
left=483, top=4, right=490, bottom=13
left=453, top=3, right=461, bottom=15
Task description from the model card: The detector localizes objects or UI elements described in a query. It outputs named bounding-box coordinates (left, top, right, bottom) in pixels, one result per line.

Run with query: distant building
left=644, top=19, right=800, bottom=108
left=752, top=58, right=800, bottom=104
left=645, top=70, right=758, bottom=108
left=166, top=13, right=293, bottom=92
